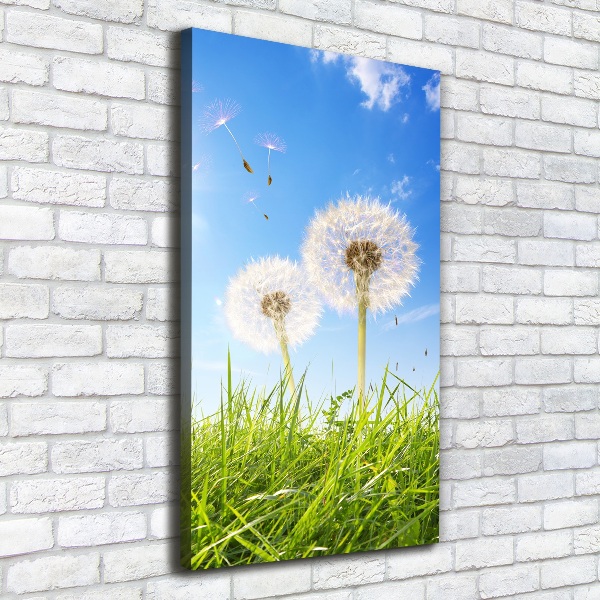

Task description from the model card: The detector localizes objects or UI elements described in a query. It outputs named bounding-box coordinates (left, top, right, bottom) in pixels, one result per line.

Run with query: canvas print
left=180, top=27, right=440, bottom=570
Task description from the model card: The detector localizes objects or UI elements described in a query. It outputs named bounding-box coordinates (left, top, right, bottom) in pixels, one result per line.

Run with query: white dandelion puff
left=224, top=257, right=322, bottom=395
left=301, top=194, right=419, bottom=401
left=255, top=132, right=287, bottom=186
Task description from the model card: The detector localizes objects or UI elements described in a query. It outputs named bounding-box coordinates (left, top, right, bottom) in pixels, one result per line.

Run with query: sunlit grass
left=189, top=357, right=439, bottom=569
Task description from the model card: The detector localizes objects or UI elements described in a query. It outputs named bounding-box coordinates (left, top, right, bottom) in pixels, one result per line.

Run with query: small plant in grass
left=224, top=257, right=322, bottom=396
left=189, top=359, right=439, bottom=568
left=301, top=194, right=419, bottom=405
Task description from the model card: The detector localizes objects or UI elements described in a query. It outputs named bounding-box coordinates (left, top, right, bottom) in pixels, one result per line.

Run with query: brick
left=456, top=358, right=513, bottom=387
left=483, top=148, right=540, bottom=179
left=146, top=577, right=230, bottom=600
left=442, top=141, right=480, bottom=174
left=105, top=250, right=178, bottom=283
left=454, top=176, right=514, bottom=207
left=0, top=517, right=53, bottom=557
left=53, top=286, right=143, bottom=320
left=575, top=72, right=600, bottom=100
left=108, top=472, right=176, bottom=506
left=52, top=0, right=143, bottom=22
left=52, top=438, right=143, bottom=473
left=441, top=264, right=479, bottom=293
left=439, top=509, right=480, bottom=541
left=483, top=388, right=541, bottom=417
left=149, top=505, right=173, bottom=539
left=11, top=401, right=106, bottom=436
left=7, top=11, right=103, bottom=54
left=456, top=48, right=514, bottom=85
left=518, top=471, right=574, bottom=502
left=0, top=205, right=54, bottom=240
left=146, top=144, right=178, bottom=177
left=546, top=155, right=597, bottom=185
left=53, top=56, right=145, bottom=100
left=391, top=0, right=454, bottom=11
left=483, top=23, right=542, bottom=59
left=484, top=445, right=542, bottom=476
left=575, top=357, right=600, bottom=383
left=148, top=362, right=178, bottom=395
left=575, top=130, right=600, bottom=160
left=479, top=564, right=539, bottom=598
left=456, top=0, right=512, bottom=23
left=426, top=574, right=477, bottom=600
left=110, top=398, right=176, bottom=433
left=112, top=104, right=174, bottom=141
left=279, top=0, right=351, bottom=24
left=517, top=1, right=571, bottom=34
left=517, top=62, right=572, bottom=94
left=151, top=216, right=178, bottom=249
left=440, top=449, right=481, bottom=479
left=516, top=530, right=571, bottom=562
left=480, top=84, right=540, bottom=119
left=574, top=524, right=600, bottom=555
left=577, top=244, right=600, bottom=268
left=313, top=555, right=385, bottom=590
left=519, top=239, right=575, bottom=267
left=544, top=440, right=597, bottom=470
left=147, top=0, right=232, bottom=33
left=356, top=581, right=424, bottom=600
left=106, top=324, right=177, bottom=358
left=484, top=207, right=542, bottom=237
left=576, top=413, right=600, bottom=439
left=545, top=499, right=598, bottom=530
left=515, top=121, right=571, bottom=153
left=146, top=435, right=175, bottom=467
left=0, top=0, right=49, bottom=8
left=456, top=296, right=513, bottom=325
left=6, top=324, right=102, bottom=358
left=0, top=283, right=49, bottom=318
left=0, top=365, right=47, bottom=397
left=441, top=79, right=478, bottom=112
left=441, top=326, right=478, bottom=356
left=59, top=211, right=147, bottom=245
left=387, top=544, right=452, bottom=579
left=454, top=237, right=516, bottom=263
left=517, top=181, right=574, bottom=210
left=442, top=204, right=482, bottom=234
left=455, top=536, right=513, bottom=570
left=57, top=511, right=146, bottom=548
left=387, top=38, right=453, bottom=74
left=235, top=10, right=312, bottom=46
left=147, top=71, right=178, bottom=106
left=0, top=126, right=48, bottom=162
left=481, top=505, right=541, bottom=535
left=574, top=12, right=600, bottom=42
left=0, top=87, right=8, bottom=121
left=455, top=419, right=513, bottom=449
left=542, top=96, right=598, bottom=128
left=544, top=386, right=597, bottom=413
left=457, top=113, right=513, bottom=146
left=425, top=14, right=479, bottom=48
left=482, top=266, right=541, bottom=295
left=576, top=469, right=600, bottom=496
left=7, top=553, right=100, bottom=594
left=516, top=414, right=573, bottom=444
left=8, top=246, right=101, bottom=281
left=545, top=270, right=598, bottom=297
left=575, top=299, right=600, bottom=325
left=57, top=587, right=143, bottom=600
left=480, top=326, right=538, bottom=356
left=0, top=46, right=49, bottom=86
left=10, top=476, right=105, bottom=513
left=11, top=166, right=106, bottom=207
left=0, top=441, right=47, bottom=475
left=12, top=89, right=107, bottom=131
left=515, top=357, right=571, bottom=385
left=544, top=37, right=598, bottom=70
left=107, top=27, right=176, bottom=67
left=110, top=177, right=176, bottom=211
left=541, top=327, right=597, bottom=355
left=0, top=164, right=6, bottom=197
left=541, top=556, right=596, bottom=588
left=52, top=363, right=144, bottom=397
left=516, top=297, right=572, bottom=325
left=53, top=135, right=144, bottom=175
left=147, top=287, right=178, bottom=321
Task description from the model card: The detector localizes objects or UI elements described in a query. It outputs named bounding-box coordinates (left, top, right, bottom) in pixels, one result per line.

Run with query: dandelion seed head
left=201, top=99, right=241, bottom=133
left=301, top=194, right=419, bottom=314
left=243, top=191, right=260, bottom=204
left=225, top=257, right=322, bottom=354
left=255, top=132, right=287, bottom=153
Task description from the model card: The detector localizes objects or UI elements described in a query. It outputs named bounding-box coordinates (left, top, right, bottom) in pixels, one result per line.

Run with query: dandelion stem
left=357, top=295, right=367, bottom=411
left=223, top=122, right=253, bottom=173
left=279, top=336, right=296, bottom=399
left=267, top=148, right=272, bottom=185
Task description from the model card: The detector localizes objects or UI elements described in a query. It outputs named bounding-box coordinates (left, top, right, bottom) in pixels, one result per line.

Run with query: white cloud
left=383, top=303, right=440, bottom=330
left=391, top=175, right=412, bottom=201
left=312, top=51, right=410, bottom=112
left=387, top=153, right=395, bottom=164
left=423, top=72, right=440, bottom=111
left=401, top=113, right=409, bottom=124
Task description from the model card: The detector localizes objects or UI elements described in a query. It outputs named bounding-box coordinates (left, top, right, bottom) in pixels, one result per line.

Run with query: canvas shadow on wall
left=180, top=27, right=441, bottom=570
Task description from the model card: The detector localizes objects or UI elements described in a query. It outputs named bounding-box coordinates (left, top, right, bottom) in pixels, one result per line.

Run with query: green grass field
left=189, top=361, right=439, bottom=569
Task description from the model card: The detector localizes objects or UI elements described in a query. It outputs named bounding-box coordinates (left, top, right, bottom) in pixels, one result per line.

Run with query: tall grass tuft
left=189, top=359, right=439, bottom=569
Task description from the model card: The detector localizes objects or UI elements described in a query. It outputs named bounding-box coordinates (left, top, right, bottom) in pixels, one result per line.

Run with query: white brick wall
left=0, top=0, right=599, bottom=598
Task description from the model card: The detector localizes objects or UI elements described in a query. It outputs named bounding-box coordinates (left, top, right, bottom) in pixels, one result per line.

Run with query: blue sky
left=189, top=28, right=440, bottom=414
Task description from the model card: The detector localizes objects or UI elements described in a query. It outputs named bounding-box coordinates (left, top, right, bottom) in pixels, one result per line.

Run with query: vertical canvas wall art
left=180, top=28, right=441, bottom=570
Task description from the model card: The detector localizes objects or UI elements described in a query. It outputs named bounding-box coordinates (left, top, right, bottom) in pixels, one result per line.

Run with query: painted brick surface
left=1, top=0, right=599, bottom=598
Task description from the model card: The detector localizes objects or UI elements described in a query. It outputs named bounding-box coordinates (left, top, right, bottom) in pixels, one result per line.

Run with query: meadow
left=188, top=357, right=440, bottom=568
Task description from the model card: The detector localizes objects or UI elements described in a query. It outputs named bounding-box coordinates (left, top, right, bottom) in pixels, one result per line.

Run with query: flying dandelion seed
left=224, top=257, right=322, bottom=397
left=192, top=154, right=212, bottom=176
left=192, top=81, right=203, bottom=93
left=244, top=192, right=269, bottom=222
left=255, top=132, right=286, bottom=186
left=302, top=194, right=419, bottom=404
left=202, top=99, right=253, bottom=173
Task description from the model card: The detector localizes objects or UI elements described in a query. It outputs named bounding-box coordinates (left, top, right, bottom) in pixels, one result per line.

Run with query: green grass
left=189, top=361, right=439, bottom=569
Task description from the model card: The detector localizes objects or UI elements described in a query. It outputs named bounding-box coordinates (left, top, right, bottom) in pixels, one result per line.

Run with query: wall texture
left=1, top=0, right=599, bottom=598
